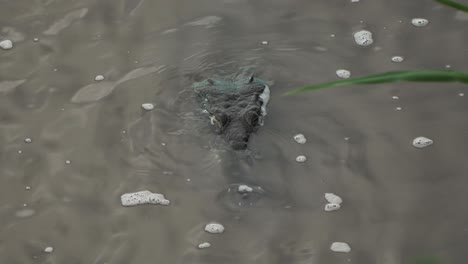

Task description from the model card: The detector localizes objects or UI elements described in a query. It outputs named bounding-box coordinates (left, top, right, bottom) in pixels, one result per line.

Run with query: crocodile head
left=193, top=75, right=270, bottom=150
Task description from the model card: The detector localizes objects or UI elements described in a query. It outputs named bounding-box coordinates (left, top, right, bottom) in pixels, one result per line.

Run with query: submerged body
left=192, top=75, right=270, bottom=150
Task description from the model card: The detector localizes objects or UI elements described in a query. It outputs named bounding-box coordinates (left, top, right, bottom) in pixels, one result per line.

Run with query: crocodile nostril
left=231, top=141, right=248, bottom=150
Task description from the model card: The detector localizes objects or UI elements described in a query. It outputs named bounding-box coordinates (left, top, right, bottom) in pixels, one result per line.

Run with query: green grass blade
left=284, top=70, right=468, bottom=96
left=408, top=256, right=441, bottom=264
left=434, top=0, right=468, bottom=12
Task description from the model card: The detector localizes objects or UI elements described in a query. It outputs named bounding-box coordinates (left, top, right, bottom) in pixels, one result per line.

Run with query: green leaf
left=408, top=256, right=441, bottom=264
left=434, top=0, right=468, bottom=12
left=284, top=70, right=468, bottom=96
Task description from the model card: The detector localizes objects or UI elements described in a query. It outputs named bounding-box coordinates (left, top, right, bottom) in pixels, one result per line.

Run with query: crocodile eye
left=243, top=110, right=259, bottom=127
left=248, top=75, right=254, bottom=83
left=213, top=113, right=229, bottom=131
left=219, top=114, right=228, bottom=127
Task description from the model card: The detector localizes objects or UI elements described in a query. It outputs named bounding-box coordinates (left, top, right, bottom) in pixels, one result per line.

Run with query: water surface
left=1, top=0, right=468, bottom=263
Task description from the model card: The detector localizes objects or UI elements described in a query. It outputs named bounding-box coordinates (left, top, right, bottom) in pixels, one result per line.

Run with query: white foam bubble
left=296, top=155, right=307, bottom=163
left=411, top=18, right=429, bottom=27
left=354, top=30, right=374, bottom=46
left=238, top=185, right=253, bottom=193
left=120, top=190, right=170, bottom=207
left=392, top=96, right=399, bottom=100
left=261, top=40, right=269, bottom=45
left=198, top=242, right=211, bottom=249
left=391, top=56, right=404, bottom=63
left=94, top=75, right=105, bottom=81
left=330, top=242, right=351, bottom=253
left=325, top=193, right=343, bottom=204
left=412, top=137, right=433, bottom=148
left=0, top=39, right=13, bottom=50
left=24, top=138, right=32, bottom=143
left=141, top=103, right=155, bottom=111
left=293, top=134, right=307, bottom=144
left=324, top=203, right=341, bottom=212
left=336, top=69, right=351, bottom=79
left=44, top=247, right=54, bottom=253
left=204, top=223, right=225, bottom=234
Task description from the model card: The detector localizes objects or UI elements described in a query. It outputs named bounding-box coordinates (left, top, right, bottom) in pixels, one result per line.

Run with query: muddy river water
left=1, top=0, right=468, bottom=263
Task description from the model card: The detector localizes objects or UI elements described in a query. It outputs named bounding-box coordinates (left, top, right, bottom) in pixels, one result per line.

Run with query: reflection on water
left=1, top=0, right=468, bottom=263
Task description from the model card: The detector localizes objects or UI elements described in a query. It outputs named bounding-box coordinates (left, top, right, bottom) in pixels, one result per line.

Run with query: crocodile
left=192, top=75, right=270, bottom=150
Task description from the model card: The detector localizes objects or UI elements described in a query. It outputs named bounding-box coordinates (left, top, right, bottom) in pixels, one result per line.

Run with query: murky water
left=1, top=0, right=468, bottom=263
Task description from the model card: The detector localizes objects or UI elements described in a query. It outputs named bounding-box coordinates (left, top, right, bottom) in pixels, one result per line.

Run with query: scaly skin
left=192, top=75, right=270, bottom=150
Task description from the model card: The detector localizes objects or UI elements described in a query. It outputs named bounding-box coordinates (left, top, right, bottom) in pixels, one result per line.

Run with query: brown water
left=1, top=0, right=468, bottom=263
